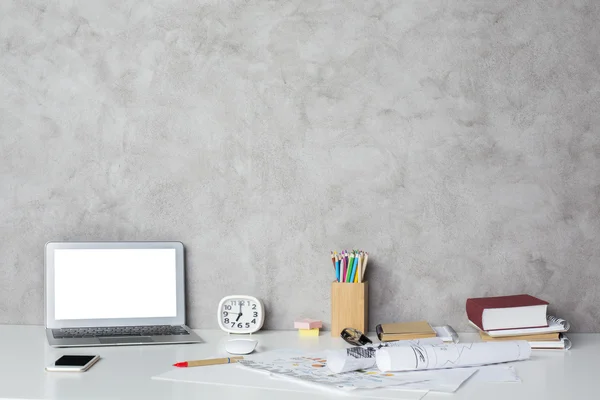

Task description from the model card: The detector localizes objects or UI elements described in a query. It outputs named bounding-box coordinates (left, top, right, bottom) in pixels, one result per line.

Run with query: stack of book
left=466, top=294, right=571, bottom=349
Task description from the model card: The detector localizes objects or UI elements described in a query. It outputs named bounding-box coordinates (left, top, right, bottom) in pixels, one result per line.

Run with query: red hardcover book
left=466, top=294, right=549, bottom=331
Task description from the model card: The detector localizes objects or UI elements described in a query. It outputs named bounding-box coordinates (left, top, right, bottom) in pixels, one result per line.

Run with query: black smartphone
left=46, top=355, right=100, bottom=372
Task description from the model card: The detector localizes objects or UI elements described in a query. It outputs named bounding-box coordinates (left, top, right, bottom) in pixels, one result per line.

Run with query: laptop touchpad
left=99, top=337, right=153, bottom=344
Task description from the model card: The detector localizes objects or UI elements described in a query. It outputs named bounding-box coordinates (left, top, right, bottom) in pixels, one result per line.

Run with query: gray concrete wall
left=1, top=0, right=599, bottom=331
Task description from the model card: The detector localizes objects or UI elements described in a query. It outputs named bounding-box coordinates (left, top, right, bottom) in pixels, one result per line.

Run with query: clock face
left=218, top=295, right=264, bottom=334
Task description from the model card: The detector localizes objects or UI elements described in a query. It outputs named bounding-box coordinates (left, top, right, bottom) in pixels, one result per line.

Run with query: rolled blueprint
left=376, top=341, right=531, bottom=372
left=327, top=337, right=444, bottom=374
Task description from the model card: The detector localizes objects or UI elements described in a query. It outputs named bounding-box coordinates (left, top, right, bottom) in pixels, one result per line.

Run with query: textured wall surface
left=1, top=0, right=599, bottom=331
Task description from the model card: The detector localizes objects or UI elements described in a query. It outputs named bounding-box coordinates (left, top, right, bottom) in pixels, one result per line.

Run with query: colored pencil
left=361, top=252, right=369, bottom=280
left=341, top=252, right=346, bottom=281
left=346, top=252, right=352, bottom=283
left=350, top=252, right=359, bottom=282
left=331, top=250, right=369, bottom=283
left=353, top=252, right=360, bottom=283
left=356, top=252, right=363, bottom=283
left=344, top=251, right=349, bottom=281
left=347, top=251, right=355, bottom=282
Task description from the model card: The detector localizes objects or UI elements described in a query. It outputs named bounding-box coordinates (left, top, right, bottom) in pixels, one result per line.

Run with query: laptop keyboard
left=52, top=325, right=190, bottom=339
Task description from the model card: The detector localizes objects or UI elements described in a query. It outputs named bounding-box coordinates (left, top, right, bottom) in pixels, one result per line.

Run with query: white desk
left=1, top=325, right=598, bottom=399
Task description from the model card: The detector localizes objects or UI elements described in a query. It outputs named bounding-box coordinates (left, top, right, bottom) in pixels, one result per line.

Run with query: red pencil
left=173, top=356, right=243, bottom=368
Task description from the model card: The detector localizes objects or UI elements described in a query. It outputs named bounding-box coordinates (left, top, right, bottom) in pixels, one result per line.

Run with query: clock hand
left=235, top=304, right=243, bottom=321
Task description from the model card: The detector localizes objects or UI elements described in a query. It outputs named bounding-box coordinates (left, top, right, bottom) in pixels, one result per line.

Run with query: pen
left=173, top=356, right=244, bottom=368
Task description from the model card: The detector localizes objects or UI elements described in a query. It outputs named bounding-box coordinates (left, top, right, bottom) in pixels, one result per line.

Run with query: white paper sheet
left=388, top=368, right=478, bottom=393
left=152, top=363, right=427, bottom=400
left=469, top=365, right=521, bottom=382
left=376, top=341, right=531, bottom=372
left=387, top=364, right=520, bottom=392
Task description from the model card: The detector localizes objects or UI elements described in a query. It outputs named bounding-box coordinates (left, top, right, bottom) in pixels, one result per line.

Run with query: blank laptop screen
left=53, top=248, right=177, bottom=320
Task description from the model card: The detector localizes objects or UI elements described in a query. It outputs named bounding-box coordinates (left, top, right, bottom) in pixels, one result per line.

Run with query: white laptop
left=45, top=241, right=202, bottom=347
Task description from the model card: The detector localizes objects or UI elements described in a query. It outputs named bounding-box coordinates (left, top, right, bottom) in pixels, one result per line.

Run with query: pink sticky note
left=294, top=319, right=323, bottom=329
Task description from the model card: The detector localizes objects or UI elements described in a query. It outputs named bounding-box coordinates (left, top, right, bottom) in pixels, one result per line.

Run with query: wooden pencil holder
left=330, top=281, right=368, bottom=337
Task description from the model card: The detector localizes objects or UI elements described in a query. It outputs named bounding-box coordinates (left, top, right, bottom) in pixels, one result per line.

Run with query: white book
left=470, top=315, right=570, bottom=337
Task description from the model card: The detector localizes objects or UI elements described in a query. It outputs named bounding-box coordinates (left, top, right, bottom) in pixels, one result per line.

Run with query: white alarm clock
left=217, top=295, right=265, bottom=334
